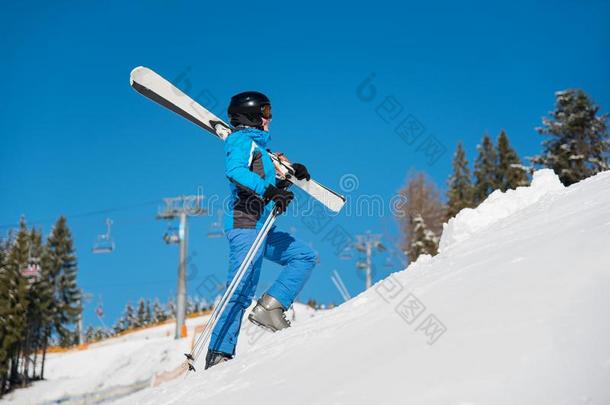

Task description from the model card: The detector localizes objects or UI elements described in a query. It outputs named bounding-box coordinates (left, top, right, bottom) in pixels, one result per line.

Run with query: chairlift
left=339, top=246, right=353, bottom=260
left=163, top=224, right=181, bottom=244
left=20, top=260, right=41, bottom=279
left=95, top=295, right=104, bottom=318
left=95, top=295, right=110, bottom=330
left=356, top=261, right=368, bottom=270
left=20, top=245, right=41, bottom=279
left=207, top=210, right=225, bottom=238
left=92, top=218, right=115, bottom=253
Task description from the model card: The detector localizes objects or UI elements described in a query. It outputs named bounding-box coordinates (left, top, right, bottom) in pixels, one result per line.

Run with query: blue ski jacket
left=224, top=127, right=277, bottom=230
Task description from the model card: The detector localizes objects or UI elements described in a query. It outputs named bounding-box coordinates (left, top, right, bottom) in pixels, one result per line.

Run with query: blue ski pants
left=209, top=226, right=317, bottom=355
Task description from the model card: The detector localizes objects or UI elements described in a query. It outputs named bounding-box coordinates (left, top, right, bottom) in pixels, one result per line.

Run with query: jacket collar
left=235, top=126, right=271, bottom=147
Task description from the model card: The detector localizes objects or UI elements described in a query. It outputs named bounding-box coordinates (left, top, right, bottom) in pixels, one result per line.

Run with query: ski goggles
left=261, top=104, right=272, bottom=120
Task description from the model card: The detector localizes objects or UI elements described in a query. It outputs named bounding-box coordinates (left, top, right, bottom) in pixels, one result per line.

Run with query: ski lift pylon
left=92, top=218, right=115, bottom=253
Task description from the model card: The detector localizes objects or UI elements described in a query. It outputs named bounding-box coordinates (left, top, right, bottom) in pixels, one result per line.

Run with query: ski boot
left=248, top=294, right=291, bottom=332
left=205, top=350, right=233, bottom=370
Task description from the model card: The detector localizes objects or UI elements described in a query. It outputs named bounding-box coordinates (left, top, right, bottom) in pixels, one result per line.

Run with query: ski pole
left=185, top=206, right=279, bottom=372
left=188, top=207, right=277, bottom=368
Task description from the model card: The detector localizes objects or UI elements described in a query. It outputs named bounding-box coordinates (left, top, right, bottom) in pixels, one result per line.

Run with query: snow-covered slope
left=8, top=169, right=610, bottom=404
left=120, top=169, right=610, bottom=405
left=4, top=316, right=204, bottom=404
left=4, top=305, right=317, bottom=404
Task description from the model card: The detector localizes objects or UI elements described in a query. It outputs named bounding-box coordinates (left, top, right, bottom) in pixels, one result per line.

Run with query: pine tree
left=152, top=300, right=166, bottom=323
left=0, top=234, right=14, bottom=394
left=144, top=300, right=152, bottom=325
left=192, top=298, right=201, bottom=314
left=166, top=299, right=176, bottom=320
left=496, top=130, right=529, bottom=191
left=123, top=303, right=136, bottom=330
left=135, top=299, right=147, bottom=328
left=112, top=318, right=126, bottom=335
left=531, top=89, right=609, bottom=185
left=0, top=219, right=31, bottom=389
left=84, top=326, right=95, bottom=343
left=0, top=236, right=8, bottom=392
left=473, top=134, right=498, bottom=205
left=446, top=143, right=474, bottom=220
left=45, top=217, right=81, bottom=347
left=93, top=327, right=109, bottom=341
left=186, top=298, right=194, bottom=316
left=22, top=227, right=52, bottom=383
left=37, top=230, right=57, bottom=380
left=408, top=215, right=439, bottom=261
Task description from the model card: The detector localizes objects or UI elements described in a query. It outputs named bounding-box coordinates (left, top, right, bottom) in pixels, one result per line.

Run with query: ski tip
left=129, top=66, right=148, bottom=86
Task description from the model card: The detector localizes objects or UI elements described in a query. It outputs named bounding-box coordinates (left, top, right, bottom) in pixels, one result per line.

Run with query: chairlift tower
left=78, top=290, right=93, bottom=345
left=356, top=232, right=386, bottom=290
left=340, top=231, right=386, bottom=290
left=157, top=195, right=206, bottom=340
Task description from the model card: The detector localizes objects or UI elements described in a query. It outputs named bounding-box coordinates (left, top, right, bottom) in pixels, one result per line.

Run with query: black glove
left=291, top=163, right=311, bottom=181
left=276, top=178, right=292, bottom=190
left=263, top=185, right=294, bottom=214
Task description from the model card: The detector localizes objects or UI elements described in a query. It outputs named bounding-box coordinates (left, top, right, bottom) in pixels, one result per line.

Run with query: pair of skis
left=130, top=67, right=346, bottom=372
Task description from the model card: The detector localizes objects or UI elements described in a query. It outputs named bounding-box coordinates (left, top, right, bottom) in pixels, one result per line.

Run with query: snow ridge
left=439, top=169, right=564, bottom=252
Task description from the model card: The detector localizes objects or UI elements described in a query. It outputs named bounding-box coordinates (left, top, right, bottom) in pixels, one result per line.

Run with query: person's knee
left=296, top=246, right=318, bottom=268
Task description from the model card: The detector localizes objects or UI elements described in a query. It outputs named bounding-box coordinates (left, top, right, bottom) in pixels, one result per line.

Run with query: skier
left=205, top=91, right=318, bottom=369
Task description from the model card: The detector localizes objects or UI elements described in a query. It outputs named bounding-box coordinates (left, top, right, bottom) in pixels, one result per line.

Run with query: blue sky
left=1, top=0, right=609, bottom=327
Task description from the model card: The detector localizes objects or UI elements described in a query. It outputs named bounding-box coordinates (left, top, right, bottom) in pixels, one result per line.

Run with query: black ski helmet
left=227, top=91, right=272, bottom=129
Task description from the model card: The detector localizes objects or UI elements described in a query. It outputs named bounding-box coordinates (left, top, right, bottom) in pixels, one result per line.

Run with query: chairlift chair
left=92, top=218, right=115, bottom=253
left=339, top=246, right=353, bottom=260
left=207, top=210, right=225, bottom=238
left=20, top=261, right=41, bottom=279
left=20, top=245, right=41, bottom=279
left=95, top=304, right=104, bottom=318
left=163, top=225, right=181, bottom=244
left=356, top=261, right=368, bottom=269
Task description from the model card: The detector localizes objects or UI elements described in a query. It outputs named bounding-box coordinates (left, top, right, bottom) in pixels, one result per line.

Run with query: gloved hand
left=276, top=178, right=292, bottom=190
left=291, top=163, right=311, bottom=181
left=263, top=185, right=294, bottom=214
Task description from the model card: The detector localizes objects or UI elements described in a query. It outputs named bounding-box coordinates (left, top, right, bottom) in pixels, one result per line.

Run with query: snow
left=3, top=317, right=194, bottom=404
left=439, top=169, right=564, bottom=252
left=5, top=304, right=317, bottom=404
left=7, top=170, right=610, bottom=404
